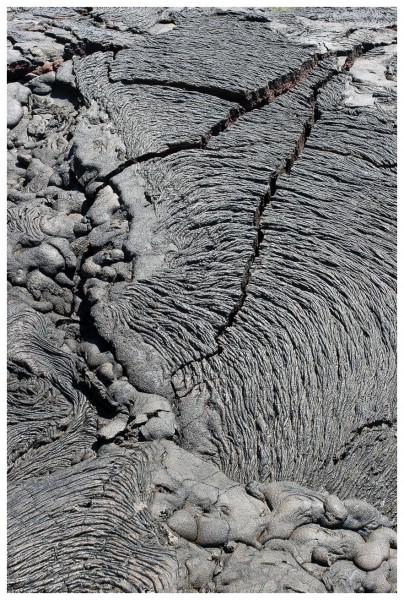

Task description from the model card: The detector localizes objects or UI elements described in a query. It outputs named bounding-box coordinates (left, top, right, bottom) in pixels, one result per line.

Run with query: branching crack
left=89, top=53, right=332, bottom=205
left=212, top=40, right=390, bottom=350
left=114, top=53, right=320, bottom=107
left=168, top=39, right=394, bottom=400
left=213, top=77, right=334, bottom=352
left=66, top=35, right=394, bottom=413
left=80, top=40, right=396, bottom=199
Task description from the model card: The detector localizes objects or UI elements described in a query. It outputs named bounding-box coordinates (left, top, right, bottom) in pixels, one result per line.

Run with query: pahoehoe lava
left=7, top=6, right=396, bottom=593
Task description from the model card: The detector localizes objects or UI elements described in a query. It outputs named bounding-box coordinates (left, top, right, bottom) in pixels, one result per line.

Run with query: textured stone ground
left=7, top=7, right=396, bottom=593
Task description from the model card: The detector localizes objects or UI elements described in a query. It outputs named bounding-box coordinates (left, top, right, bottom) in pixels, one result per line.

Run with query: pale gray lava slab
left=7, top=6, right=396, bottom=594
left=74, top=51, right=241, bottom=158
left=109, top=17, right=319, bottom=102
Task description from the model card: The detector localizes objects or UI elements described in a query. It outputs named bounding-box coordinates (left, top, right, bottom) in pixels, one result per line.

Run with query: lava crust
left=7, top=6, right=396, bottom=593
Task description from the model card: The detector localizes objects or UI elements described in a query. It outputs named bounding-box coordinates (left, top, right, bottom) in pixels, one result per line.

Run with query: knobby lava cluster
left=7, top=6, right=396, bottom=593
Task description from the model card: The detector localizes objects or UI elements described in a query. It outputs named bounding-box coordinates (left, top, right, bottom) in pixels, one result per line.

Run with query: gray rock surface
left=7, top=6, right=396, bottom=593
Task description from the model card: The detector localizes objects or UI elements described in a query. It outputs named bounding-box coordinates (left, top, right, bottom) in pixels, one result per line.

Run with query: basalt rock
left=7, top=6, right=396, bottom=593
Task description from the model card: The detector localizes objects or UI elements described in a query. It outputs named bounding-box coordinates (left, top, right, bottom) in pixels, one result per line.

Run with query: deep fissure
left=211, top=39, right=388, bottom=350
left=7, top=7, right=397, bottom=590
left=51, top=36, right=393, bottom=439
left=166, top=39, right=394, bottom=398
